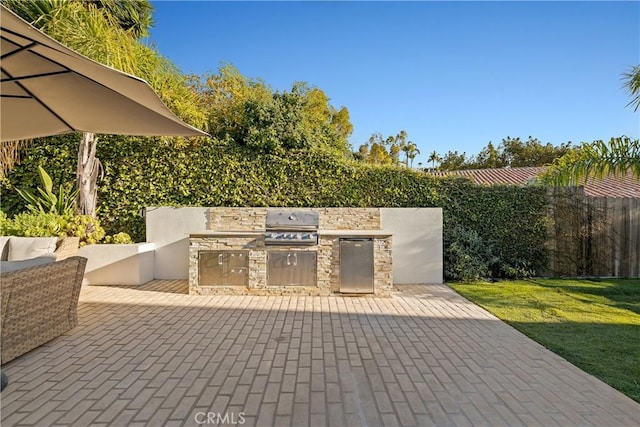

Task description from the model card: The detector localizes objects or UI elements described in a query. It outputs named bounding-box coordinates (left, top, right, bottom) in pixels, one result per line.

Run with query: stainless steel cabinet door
left=199, top=251, right=248, bottom=286
left=267, top=251, right=317, bottom=286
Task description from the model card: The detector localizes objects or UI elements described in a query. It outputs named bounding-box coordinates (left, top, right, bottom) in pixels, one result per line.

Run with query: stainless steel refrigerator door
left=340, top=239, right=374, bottom=293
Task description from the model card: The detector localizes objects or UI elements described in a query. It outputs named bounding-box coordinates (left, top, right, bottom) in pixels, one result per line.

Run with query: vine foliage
left=1, top=135, right=549, bottom=280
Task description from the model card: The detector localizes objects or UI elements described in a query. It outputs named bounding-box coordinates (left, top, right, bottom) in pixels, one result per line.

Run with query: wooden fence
left=547, top=188, right=640, bottom=277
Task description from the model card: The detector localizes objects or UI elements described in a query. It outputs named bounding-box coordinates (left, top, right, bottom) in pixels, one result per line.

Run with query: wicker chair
left=1, top=256, right=87, bottom=364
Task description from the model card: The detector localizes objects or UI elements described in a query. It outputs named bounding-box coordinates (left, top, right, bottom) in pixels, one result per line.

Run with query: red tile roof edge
left=428, top=167, right=640, bottom=198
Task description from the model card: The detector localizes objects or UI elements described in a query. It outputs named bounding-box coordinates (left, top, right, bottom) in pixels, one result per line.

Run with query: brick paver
left=1, top=282, right=638, bottom=426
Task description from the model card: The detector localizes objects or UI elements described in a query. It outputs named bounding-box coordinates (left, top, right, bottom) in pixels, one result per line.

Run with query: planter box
left=78, top=243, right=155, bottom=285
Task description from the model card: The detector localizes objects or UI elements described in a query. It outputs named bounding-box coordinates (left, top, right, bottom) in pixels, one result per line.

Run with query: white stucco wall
left=145, top=207, right=209, bottom=279
left=79, top=242, right=155, bottom=285
left=380, top=208, right=443, bottom=284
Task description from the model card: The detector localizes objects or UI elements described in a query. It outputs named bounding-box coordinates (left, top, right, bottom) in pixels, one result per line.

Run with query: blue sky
left=149, top=1, right=639, bottom=166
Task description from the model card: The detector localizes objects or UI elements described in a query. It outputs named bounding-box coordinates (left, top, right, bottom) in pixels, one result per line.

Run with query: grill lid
left=266, top=210, right=319, bottom=230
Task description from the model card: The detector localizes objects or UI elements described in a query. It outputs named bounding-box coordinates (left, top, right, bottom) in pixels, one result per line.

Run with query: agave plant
left=16, top=166, right=78, bottom=216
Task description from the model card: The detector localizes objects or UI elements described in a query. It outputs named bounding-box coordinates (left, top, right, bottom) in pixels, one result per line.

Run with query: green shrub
left=1, top=211, right=66, bottom=237
left=16, top=165, right=77, bottom=216
left=65, top=215, right=105, bottom=246
left=444, top=225, right=497, bottom=281
left=104, top=232, right=133, bottom=244
left=0, top=211, right=9, bottom=234
left=0, top=211, right=106, bottom=246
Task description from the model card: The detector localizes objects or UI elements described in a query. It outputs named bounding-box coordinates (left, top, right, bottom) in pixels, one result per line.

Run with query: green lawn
left=449, top=278, right=640, bottom=403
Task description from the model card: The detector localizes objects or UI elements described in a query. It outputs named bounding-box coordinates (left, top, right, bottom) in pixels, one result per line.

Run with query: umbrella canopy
left=0, top=5, right=208, bottom=142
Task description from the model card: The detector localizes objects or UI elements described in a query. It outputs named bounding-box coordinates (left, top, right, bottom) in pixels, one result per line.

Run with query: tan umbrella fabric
left=0, top=5, right=208, bottom=142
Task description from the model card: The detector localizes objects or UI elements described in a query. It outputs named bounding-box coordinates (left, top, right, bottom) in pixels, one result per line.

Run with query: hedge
left=1, top=135, right=549, bottom=280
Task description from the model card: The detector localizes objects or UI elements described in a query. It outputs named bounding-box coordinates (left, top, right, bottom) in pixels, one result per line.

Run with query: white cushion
left=0, top=254, right=57, bottom=273
left=0, top=236, right=10, bottom=261
left=8, top=237, right=58, bottom=261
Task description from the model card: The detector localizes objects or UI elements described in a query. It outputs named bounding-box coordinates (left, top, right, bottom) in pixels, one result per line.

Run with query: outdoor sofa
left=0, top=236, right=79, bottom=270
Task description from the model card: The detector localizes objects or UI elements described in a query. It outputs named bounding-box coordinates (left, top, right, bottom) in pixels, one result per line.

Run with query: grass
left=449, top=278, right=640, bottom=403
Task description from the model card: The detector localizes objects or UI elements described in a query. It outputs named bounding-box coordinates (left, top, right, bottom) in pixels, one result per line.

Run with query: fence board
left=547, top=192, right=639, bottom=278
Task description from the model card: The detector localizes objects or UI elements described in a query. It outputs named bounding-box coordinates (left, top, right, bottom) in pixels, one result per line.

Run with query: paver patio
left=1, top=282, right=638, bottom=427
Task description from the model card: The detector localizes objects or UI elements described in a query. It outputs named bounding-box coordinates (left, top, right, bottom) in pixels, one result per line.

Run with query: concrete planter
left=78, top=242, right=155, bottom=285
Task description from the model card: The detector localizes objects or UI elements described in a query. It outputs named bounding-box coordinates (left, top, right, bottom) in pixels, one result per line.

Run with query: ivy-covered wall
left=1, top=135, right=549, bottom=280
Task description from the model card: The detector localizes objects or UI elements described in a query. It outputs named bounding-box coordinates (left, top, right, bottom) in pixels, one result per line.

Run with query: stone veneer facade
left=208, top=207, right=380, bottom=231
left=189, top=208, right=392, bottom=297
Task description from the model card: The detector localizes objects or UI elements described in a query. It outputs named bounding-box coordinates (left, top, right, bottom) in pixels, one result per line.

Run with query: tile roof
left=429, top=166, right=640, bottom=198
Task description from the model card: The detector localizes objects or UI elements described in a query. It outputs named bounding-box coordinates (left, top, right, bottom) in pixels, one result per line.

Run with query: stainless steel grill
left=264, top=210, right=319, bottom=245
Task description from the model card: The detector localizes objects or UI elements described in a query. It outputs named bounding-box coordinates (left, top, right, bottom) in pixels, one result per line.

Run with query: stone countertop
left=319, top=230, right=392, bottom=238
left=189, top=231, right=263, bottom=237
left=190, top=230, right=392, bottom=238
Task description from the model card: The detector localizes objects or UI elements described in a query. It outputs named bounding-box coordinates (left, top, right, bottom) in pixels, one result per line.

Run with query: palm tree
left=538, top=65, right=640, bottom=185
left=539, top=136, right=640, bottom=186
left=623, top=65, right=640, bottom=112
left=395, top=130, right=408, bottom=165
left=428, top=150, right=442, bottom=170
left=388, top=135, right=401, bottom=165
left=401, top=141, right=420, bottom=167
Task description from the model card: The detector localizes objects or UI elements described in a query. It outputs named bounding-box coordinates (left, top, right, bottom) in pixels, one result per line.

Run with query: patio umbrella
left=0, top=5, right=208, bottom=142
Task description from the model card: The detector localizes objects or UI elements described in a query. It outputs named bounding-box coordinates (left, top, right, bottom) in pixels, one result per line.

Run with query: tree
left=354, top=143, right=369, bottom=161
left=241, top=90, right=308, bottom=152
left=4, top=0, right=154, bottom=38
left=5, top=0, right=206, bottom=216
left=356, top=130, right=418, bottom=166
left=96, top=0, right=154, bottom=38
left=438, top=137, right=575, bottom=171
left=396, top=131, right=422, bottom=167
left=296, top=83, right=353, bottom=152
left=330, top=107, right=353, bottom=146
left=403, top=141, right=420, bottom=168
left=386, top=136, right=400, bottom=164
left=1, top=140, right=29, bottom=179
left=440, top=151, right=468, bottom=171
left=623, top=65, right=640, bottom=112
left=428, top=151, right=441, bottom=169
left=538, top=136, right=640, bottom=185
left=394, top=130, right=408, bottom=165
left=198, top=64, right=272, bottom=143
left=356, top=133, right=392, bottom=164
left=368, top=143, right=392, bottom=165
left=198, top=67, right=353, bottom=156
left=500, top=136, right=573, bottom=167
left=364, top=133, right=393, bottom=164
left=474, top=141, right=505, bottom=169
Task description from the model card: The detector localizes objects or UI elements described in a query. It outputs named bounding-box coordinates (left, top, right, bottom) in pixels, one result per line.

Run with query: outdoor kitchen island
left=188, top=208, right=393, bottom=296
